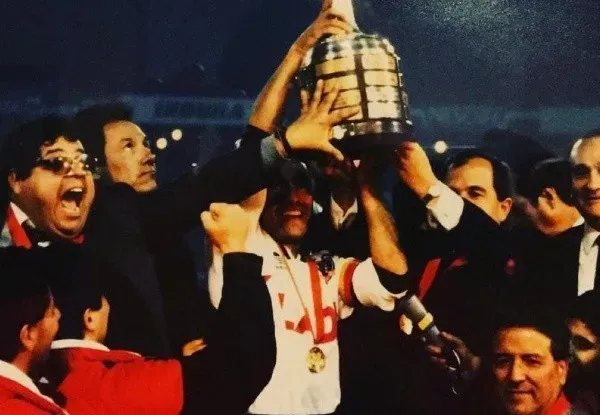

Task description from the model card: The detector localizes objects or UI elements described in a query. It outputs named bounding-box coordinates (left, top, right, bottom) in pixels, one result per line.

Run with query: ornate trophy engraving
left=295, top=0, right=413, bottom=157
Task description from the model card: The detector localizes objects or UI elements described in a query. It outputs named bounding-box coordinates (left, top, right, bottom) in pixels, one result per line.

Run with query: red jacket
left=545, top=393, right=578, bottom=415
left=0, top=375, right=66, bottom=415
left=52, top=347, right=183, bottom=415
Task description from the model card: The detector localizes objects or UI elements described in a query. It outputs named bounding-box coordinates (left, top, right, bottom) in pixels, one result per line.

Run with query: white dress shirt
left=578, top=224, right=600, bottom=296
left=425, top=181, right=465, bottom=231
left=329, top=196, right=358, bottom=231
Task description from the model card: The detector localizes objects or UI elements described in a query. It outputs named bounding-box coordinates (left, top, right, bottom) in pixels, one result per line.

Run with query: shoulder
left=0, top=398, right=52, bottom=415
left=95, top=182, right=137, bottom=203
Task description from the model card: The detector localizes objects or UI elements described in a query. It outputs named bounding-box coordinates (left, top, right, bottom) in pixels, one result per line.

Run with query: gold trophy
left=295, top=0, right=413, bottom=157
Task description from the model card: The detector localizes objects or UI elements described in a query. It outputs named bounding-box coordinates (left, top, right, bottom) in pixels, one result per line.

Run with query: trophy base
left=333, top=133, right=409, bottom=159
left=332, top=119, right=413, bottom=159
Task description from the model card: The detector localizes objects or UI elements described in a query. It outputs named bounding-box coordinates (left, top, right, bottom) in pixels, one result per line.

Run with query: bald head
left=570, top=132, right=600, bottom=229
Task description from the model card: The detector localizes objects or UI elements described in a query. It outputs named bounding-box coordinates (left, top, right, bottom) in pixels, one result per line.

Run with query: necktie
left=22, top=220, right=50, bottom=247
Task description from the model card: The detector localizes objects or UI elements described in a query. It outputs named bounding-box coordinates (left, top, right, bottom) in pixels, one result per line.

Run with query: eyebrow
left=493, top=353, right=543, bottom=359
left=44, top=147, right=84, bottom=155
left=467, top=185, right=486, bottom=193
left=120, top=134, right=147, bottom=142
left=521, top=354, right=544, bottom=360
left=572, top=163, right=589, bottom=170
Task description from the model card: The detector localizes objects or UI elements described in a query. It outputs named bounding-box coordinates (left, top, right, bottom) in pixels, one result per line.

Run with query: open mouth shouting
left=60, top=185, right=86, bottom=217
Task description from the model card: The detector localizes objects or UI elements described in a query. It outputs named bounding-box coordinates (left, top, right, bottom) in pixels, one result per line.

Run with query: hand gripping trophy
left=295, top=0, right=414, bottom=158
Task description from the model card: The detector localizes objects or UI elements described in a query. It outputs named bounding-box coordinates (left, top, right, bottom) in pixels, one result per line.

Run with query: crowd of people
left=1, top=2, right=600, bottom=415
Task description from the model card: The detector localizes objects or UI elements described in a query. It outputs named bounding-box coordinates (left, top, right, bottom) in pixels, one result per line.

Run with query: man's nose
left=289, top=187, right=311, bottom=203
left=588, top=169, right=600, bottom=190
left=66, top=159, right=88, bottom=176
left=143, top=147, right=156, bottom=165
left=508, top=360, right=526, bottom=382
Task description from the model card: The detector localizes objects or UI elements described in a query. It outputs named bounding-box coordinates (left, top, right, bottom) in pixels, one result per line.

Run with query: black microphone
left=399, top=295, right=462, bottom=373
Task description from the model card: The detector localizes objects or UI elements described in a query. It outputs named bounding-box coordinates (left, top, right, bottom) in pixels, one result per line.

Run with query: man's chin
left=53, top=224, right=85, bottom=240
left=504, top=395, right=535, bottom=415
left=135, top=180, right=158, bottom=193
left=277, top=228, right=306, bottom=245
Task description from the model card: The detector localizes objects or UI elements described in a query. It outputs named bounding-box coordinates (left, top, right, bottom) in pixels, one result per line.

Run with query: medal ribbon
left=279, top=245, right=326, bottom=345
left=308, top=260, right=325, bottom=344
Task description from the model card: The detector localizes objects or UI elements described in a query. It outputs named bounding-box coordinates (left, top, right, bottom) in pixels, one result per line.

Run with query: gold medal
left=307, top=346, right=326, bottom=374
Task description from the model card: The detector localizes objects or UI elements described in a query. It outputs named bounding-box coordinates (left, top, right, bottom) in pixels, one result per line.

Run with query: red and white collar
left=51, top=339, right=110, bottom=352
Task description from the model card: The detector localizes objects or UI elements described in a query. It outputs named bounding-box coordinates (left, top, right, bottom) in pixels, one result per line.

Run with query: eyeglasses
left=35, top=154, right=97, bottom=176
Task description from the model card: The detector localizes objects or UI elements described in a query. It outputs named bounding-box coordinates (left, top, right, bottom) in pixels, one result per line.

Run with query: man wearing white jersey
left=209, top=156, right=409, bottom=415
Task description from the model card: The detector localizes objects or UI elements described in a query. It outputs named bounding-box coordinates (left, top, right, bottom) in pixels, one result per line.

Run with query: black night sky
left=2, top=0, right=599, bottom=107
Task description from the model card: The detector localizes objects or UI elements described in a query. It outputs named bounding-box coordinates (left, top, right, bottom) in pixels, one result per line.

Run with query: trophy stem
left=332, top=0, right=358, bottom=29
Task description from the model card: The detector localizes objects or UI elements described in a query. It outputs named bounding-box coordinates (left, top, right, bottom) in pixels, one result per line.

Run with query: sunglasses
left=35, top=154, right=97, bottom=176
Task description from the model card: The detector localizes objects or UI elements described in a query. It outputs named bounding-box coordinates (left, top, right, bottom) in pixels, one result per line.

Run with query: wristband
left=275, top=128, right=294, bottom=157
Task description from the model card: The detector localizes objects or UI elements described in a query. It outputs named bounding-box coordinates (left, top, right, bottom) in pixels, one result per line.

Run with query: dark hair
left=570, top=291, right=600, bottom=338
left=522, top=158, right=574, bottom=206
left=0, top=116, right=76, bottom=180
left=579, top=128, right=600, bottom=141
left=50, top=247, right=109, bottom=340
left=0, top=247, right=52, bottom=361
left=72, top=103, right=133, bottom=165
left=444, top=149, right=515, bottom=201
left=490, top=304, right=572, bottom=362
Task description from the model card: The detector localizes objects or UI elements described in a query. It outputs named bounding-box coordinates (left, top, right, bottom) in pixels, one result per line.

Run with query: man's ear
left=498, top=197, right=513, bottom=222
left=557, top=360, right=569, bottom=386
left=83, top=308, right=96, bottom=333
left=541, top=187, right=557, bottom=208
left=8, top=172, right=22, bottom=195
left=19, top=324, right=38, bottom=352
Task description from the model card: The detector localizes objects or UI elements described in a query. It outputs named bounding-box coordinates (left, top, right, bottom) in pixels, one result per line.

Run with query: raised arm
left=180, top=203, right=276, bottom=415
left=359, top=160, right=408, bottom=277
left=249, top=0, right=353, bottom=134
left=138, top=78, right=359, bottom=241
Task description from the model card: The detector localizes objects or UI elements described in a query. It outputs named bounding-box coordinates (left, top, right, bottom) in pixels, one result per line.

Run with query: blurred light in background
left=433, top=140, right=448, bottom=154
left=156, top=137, right=168, bottom=150
left=171, top=128, right=183, bottom=141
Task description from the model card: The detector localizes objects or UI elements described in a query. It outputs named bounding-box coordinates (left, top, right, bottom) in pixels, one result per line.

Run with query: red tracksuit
left=54, top=347, right=183, bottom=415
left=0, top=375, right=66, bottom=415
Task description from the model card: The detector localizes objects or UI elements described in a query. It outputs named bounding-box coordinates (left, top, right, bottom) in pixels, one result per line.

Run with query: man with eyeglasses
left=0, top=117, right=95, bottom=248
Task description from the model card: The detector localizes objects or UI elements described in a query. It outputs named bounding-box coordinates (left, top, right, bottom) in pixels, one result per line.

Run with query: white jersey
left=208, top=226, right=404, bottom=415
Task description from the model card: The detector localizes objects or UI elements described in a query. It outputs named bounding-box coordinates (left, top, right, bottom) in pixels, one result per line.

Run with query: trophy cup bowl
left=295, top=31, right=413, bottom=158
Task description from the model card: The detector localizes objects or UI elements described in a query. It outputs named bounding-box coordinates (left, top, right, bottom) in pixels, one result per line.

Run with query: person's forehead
left=40, top=137, right=84, bottom=155
left=572, top=137, right=600, bottom=165
left=448, top=158, right=494, bottom=185
left=103, top=120, right=145, bottom=139
left=495, top=327, right=553, bottom=354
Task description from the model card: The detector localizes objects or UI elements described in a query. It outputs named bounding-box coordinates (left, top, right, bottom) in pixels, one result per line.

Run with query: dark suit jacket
left=515, top=224, right=584, bottom=317
left=382, top=195, right=514, bottom=415
left=80, top=140, right=276, bottom=357
left=394, top=199, right=513, bottom=352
